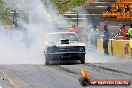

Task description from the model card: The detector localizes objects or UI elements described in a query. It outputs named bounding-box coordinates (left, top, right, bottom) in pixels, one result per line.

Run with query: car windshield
left=46, top=33, right=79, bottom=42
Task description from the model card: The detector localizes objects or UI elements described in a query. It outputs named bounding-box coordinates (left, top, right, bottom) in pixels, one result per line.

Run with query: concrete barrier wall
left=97, top=39, right=103, bottom=55
left=97, top=39, right=132, bottom=59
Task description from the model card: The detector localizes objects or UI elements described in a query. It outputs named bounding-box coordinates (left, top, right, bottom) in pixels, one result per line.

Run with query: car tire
left=45, top=60, right=49, bottom=65
left=81, top=55, right=85, bottom=64
left=45, top=55, right=50, bottom=65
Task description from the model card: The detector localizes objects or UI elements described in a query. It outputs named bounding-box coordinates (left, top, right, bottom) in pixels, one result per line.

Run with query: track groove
left=85, top=63, right=132, bottom=76
left=47, top=65, right=80, bottom=77
left=0, top=69, right=15, bottom=88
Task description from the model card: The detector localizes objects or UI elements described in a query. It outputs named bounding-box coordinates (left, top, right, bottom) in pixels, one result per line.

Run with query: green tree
left=52, top=0, right=86, bottom=13
left=0, top=0, right=13, bottom=25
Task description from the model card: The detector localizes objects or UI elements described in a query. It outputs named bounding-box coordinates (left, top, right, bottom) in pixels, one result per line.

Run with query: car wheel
left=81, top=55, right=85, bottom=64
left=45, top=60, right=49, bottom=65
left=45, top=55, right=50, bottom=65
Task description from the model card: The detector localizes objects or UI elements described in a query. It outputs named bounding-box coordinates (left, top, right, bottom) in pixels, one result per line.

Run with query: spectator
left=68, top=25, right=78, bottom=33
left=124, top=5, right=130, bottom=13
left=128, top=24, right=132, bottom=38
left=89, top=25, right=100, bottom=47
left=103, top=25, right=109, bottom=55
left=107, top=6, right=111, bottom=12
left=120, top=24, right=126, bottom=40
left=115, top=5, right=120, bottom=12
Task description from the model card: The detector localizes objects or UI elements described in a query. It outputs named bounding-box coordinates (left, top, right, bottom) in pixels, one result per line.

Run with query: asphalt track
left=0, top=46, right=132, bottom=88
left=0, top=63, right=132, bottom=88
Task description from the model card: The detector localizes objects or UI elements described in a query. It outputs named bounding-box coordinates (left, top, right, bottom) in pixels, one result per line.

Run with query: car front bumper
left=45, top=52, right=85, bottom=61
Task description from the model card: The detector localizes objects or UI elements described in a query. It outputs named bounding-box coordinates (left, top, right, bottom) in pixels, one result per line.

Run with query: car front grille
left=55, top=47, right=79, bottom=52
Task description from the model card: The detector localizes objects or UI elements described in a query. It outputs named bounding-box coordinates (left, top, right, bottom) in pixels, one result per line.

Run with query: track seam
left=48, top=65, right=80, bottom=77
left=0, top=69, right=15, bottom=88
left=85, top=63, right=132, bottom=76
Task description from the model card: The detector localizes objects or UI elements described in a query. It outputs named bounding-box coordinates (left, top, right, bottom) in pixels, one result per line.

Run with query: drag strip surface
left=0, top=64, right=131, bottom=88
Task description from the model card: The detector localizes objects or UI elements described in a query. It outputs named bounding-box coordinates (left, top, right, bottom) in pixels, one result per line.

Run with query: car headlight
left=47, top=47, right=55, bottom=53
left=79, top=47, right=85, bottom=52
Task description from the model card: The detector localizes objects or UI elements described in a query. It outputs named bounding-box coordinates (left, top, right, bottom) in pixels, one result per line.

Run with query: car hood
left=45, top=41, right=85, bottom=47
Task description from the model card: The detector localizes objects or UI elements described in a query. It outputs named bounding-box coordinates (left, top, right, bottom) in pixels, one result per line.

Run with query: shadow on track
left=46, top=60, right=82, bottom=65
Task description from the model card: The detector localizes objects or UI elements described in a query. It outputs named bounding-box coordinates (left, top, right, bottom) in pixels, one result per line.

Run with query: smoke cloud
left=1, top=0, right=130, bottom=64
left=0, top=0, right=70, bottom=64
